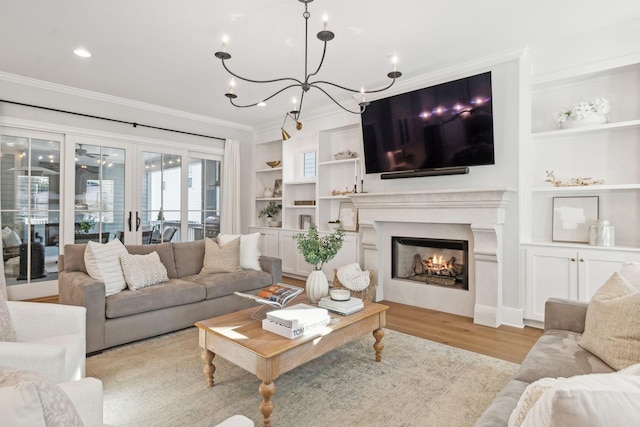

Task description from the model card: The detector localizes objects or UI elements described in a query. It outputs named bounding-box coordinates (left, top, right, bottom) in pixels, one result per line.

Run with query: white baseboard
left=501, top=306, right=525, bottom=328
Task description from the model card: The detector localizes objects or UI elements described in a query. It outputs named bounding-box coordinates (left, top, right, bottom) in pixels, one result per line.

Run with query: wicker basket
left=332, top=269, right=377, bottom=302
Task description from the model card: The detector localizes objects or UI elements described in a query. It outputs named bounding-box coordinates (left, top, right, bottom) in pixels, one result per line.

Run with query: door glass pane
left=74, top=144, right=126, bottom=244
left=141, top=152, right=182, bottom=244
left=188, top=158, right=221, bottom=241
left=1, top=134, right=60, bottom=286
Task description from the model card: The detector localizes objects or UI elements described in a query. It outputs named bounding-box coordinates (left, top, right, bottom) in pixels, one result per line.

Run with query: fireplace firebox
left=392, top=237, right=469, bottom=290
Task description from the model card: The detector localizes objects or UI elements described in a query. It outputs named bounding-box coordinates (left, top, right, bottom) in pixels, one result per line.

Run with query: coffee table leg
left=258, top=380, right=275, bottom=427
left=201, top=349, right=216, bottom=387
left=373, top=328, right=384, bottom=362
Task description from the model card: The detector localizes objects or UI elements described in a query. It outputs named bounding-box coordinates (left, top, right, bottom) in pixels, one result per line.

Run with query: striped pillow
left=120, top=251, right=169, bottom=290
left=84, top=239, right=128, bottom=296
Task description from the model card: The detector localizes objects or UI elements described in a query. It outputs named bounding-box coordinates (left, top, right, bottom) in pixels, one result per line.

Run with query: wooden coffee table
left=195, top=297, right=388, bottom=427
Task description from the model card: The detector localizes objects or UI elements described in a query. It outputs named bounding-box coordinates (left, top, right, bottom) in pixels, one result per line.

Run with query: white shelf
left=319, top=158, right=359, bottom=166
left=532, top=119, right=640, bottom=139
left=531, top=184, right=640, bottom=193
left=255, top=197, right=283, bottom=201
left=522, top=241, right=640, bottom=252
left=286, top=205, right=316, bottom=209
left=318, top=195, right=354, bottom=200
left=256, top=167, right=283, bottom=173
left=284, top=179, right=316, bottom=185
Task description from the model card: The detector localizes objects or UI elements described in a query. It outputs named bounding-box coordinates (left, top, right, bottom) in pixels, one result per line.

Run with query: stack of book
left=262, top=303, right=330, bottom=339
left=318, top=296, right=364, bottom=315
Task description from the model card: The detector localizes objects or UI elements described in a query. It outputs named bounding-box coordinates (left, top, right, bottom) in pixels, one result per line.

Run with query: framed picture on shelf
left=552, top=196, right=599, bottom=243
left=339, top=201, right=358, bottom=232
left=273, top=179, right=282, bottom=197
left=299, top=214, right=312, bottom=230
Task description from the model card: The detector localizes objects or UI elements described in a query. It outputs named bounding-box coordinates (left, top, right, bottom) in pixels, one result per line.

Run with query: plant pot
left=306, top=269, right=329, bottom=303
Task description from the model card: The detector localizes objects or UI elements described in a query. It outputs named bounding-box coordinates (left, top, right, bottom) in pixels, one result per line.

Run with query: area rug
left=87, top=327, right=517, bottom=427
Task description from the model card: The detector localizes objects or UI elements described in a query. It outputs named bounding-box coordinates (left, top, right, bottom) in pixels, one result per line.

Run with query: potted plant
left=78, top=217, right=96, bottom=233
left=293, top=224, right=345, bottom=302
left=258, top=201, right=282, bottom=227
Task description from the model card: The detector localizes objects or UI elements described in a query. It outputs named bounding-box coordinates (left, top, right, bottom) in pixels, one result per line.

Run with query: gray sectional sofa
left=58, top=240, right=282, bottom=353
left=474, top=298, right=615, bottom=426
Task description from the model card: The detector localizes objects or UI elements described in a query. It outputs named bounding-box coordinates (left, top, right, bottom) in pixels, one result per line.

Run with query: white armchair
left=0, top=301, right=86, bottom=383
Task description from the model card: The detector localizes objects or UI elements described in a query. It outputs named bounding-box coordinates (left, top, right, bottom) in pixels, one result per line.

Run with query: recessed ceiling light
left=73, top=48, right=92, bottom=58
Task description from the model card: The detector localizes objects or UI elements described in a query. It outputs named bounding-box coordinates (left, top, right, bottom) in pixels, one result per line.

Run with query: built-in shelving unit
left=522, top=60, right=640, bottom=322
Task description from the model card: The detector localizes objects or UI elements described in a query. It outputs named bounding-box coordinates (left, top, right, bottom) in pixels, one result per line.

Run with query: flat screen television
left=361, top=71, right=494, bottom=177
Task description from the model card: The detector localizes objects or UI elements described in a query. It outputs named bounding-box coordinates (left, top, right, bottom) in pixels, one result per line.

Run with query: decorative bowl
left=266, top=160, right=281, bottom=168
left=330, top=289, right=351, bottom=301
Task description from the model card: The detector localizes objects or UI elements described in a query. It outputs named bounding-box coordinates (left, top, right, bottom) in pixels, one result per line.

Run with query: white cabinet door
left=525, top=247, right=577, bottom=322
left=578, top=248, right=640, bottom=301
left=279, top=230, right=312, bottom=276
left=250, top=227, right=280, bottom=259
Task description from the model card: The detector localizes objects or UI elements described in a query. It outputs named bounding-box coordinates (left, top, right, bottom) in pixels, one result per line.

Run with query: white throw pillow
left=2, top=227, right=22, bottom=247
left=120, top=251, right=169, bottom=290
left=200, top=237, right=242, bottom=274
left=84, top=239, right=128, bottom=296
left=510, top=373, right=640, bottom=427
left=0, top=382, right=47, bottom=427
left=0, top=290, right=16, bottom=342
left=217, top=233, right=261, bottom=271
left=620, top=262, right=640, bottom=290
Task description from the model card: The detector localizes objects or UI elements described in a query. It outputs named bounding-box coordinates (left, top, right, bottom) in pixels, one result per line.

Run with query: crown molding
left=0, top=71, right=253, bottom=132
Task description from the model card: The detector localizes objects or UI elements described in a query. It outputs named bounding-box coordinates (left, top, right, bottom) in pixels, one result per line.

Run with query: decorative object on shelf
left=334, top=150, right=358, bottom=160
left=299, top=214, right=312, bottom=230
left=294, top=200, right=316, bottom=206
left=265, top=160, right=281, bottom=168
left=213, top=0, right=402, bottom=119
left=554, top=98, right=610, bottom=128
left=258, top=201, right=282, bottom=227
left=589, top=220, right=615, bottom=247
left=293, top=224, right=345, bottom=303
left=552, top=196, right=599, bottom=243
left=545, top=171, right=604, bottom=187
left=328, top=220, right=341, bottom=231
left=262, top=187, right=274, bottom=198
left=273, top=179, right=282, bottom=197
left=331, top=187, right=355, bottom=196
left=339, top=201, right=358, bottom=231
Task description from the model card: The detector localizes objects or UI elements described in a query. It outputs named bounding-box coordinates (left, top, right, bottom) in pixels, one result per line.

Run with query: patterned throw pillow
left=0, top=367, right=84, bottom=427
left=120, top=251, right=169, bottom=290
left=579, top=272, right=640, bottom=370
left=0, top=291, right=17, bottom=342
left=200, top=237, right=242, bottom=274
left=84, top=239, right=128, bottom=296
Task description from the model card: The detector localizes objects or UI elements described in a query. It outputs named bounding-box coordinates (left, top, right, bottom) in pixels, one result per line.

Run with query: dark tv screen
left=361, top=71, right=495, bottom=174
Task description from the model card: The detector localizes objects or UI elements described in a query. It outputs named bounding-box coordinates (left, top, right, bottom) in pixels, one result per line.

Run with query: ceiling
left=1, top=1, right=639, bottom=130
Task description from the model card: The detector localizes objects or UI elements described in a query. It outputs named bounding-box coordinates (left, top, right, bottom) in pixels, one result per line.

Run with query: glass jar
left=589, top=220, right=615, bottom=247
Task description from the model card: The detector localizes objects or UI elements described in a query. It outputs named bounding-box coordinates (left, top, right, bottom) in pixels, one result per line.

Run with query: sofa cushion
left=85, top=239, right=128, bottom=296
left=120, top=251, right=169, bottom=290
left=105, top=278, right=206, bottom=318
left=185, top=270, right=274, bottom=300
left=579, top=272, right=640, bottom=370
left=0, top=366, right=83, bottom=427
left=510, top=373, right=640, bottom=427
left=514, top=329, right=614, bottom=384
left=63, top=244, right=88, bottom=273
left=125, top=242, right=178, bottom=279
left=172, top=239, right=205, bottom=277
left=2, top=227, right=22, bottom=247
left=218, top=233, right=261, bottom=271
left=200, top=238, right=242, bottom=274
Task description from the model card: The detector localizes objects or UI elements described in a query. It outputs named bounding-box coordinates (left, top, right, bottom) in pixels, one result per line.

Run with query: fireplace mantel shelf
left=349, top=187, right=515, bottom=209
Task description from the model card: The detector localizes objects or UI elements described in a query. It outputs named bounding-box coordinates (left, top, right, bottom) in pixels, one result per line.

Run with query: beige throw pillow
left=120, top=251, right=169, bottom=290
left=217, top=232, right=261, bottom=270
left=579, top=272, right=640, bottom=370
left=200, top=237, right=241, bottom=274
left=84, top=239, right=128, bottom=296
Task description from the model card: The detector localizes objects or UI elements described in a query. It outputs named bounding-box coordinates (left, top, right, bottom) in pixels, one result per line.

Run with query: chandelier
left=214, top=0, right=402, bottom=130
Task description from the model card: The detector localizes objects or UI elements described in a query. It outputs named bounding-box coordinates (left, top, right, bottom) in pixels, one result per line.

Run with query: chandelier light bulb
left=229, top=79, right=235, bottom=94
left=323, top=13, right=329, bottom=30
left=391, top=54, right=398, bottom=71
left=221, top=34, right=229, bottom=52
left=360, top=87, right=366, bottom=103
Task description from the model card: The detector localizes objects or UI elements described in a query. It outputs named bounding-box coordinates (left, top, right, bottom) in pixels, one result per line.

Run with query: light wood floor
left=282, top=276, right=542, bottom=364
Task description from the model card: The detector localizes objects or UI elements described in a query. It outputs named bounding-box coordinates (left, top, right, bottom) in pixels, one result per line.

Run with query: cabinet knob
left=570, top=258, right=576, bottom=262
left=579, top=258, right=584, bottom=262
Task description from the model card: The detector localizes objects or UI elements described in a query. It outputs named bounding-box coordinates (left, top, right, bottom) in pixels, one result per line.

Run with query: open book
left=234, top=283, right=303, bottom=309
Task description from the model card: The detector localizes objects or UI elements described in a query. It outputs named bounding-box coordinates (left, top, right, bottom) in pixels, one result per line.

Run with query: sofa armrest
left=58, top=377, right=106, bottom=427
left=259, top=256, right=282, bottom=283
left=0, top=341, right=67, bottom=383
left=7, top=301, right=86, bottom=341
left=544, top=298, right=588, bottom=333
left=58, top=270, right=107, bottom=353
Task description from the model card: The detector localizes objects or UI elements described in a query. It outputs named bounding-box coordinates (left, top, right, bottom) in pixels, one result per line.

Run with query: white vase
left=306, top=269, right=329, bottom=303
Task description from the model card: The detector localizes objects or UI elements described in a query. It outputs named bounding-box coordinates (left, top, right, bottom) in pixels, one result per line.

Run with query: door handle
left=136, top=212, right=141, bottom=231
left=127, top=211, right=132, bottom=232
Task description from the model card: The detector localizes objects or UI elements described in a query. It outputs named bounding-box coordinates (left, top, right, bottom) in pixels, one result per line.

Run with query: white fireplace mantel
left=350, top=187, right=514, bottom=327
